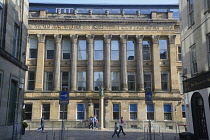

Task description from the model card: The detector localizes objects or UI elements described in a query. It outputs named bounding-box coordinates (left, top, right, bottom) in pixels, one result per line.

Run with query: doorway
left=94, top=103, right=99, bottom=121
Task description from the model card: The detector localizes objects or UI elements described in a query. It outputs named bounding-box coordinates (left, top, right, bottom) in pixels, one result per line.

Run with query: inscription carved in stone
left=29, top=24, right=174, bottom=31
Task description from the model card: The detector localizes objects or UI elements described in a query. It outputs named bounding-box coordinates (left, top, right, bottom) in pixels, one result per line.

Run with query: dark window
left=127, top=41, right=135, bottom=60
left=164, top=104, right=172, bottom=120
left=60, top=104, right=67, bottom=120
left=128, top=72, right=135, bottom=91
left=182, top=105, right=186, bottom=118
left=61, top=72, right=69, bottom=91
left=12, top=24, right=20, bottom=58
left=130, top=104, right=137, bottom=120
left=159, top=40, right=168, bottom=60
left=143, top=41, right=151, bottom=60
left=29, top=37, right=38, bottom=58
left=25, top=104, right=32, bottom=120
left=62, top=39, right=70, bottom=59
left=27, top=71, right=35, bottom=90
left=113, top=104, right=120, bottom=120
left=178, top=46, right=182, bottom=61
left=77, top=104, right=84, bottom=120
left=45, top=72, right=53, bottom=91
left=77, top=71, right=86, bottom=91
left=46, top=39, right=54, bottom=59
left=161, top=72, right=168, bottom=91
left=188, top=0, right=194, bottom=27
left=42, top=104, right=50, bottom=120
left=147, top=104, right=154, bottom=120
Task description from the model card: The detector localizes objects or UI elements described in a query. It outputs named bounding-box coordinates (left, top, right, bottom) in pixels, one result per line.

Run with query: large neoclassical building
left=24, top=3, right=184, bottom=129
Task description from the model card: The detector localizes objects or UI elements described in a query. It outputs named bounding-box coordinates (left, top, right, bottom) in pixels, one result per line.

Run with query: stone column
left=70, top=34, right=78, bottom=91
left=34, top=34, right=45, bottom=91
left=152, top=35, right=161, bottom=92
left=104, top=35, right=112, bottom=91
left=120, top=35, right=128, bottom=91
left=136, top=35, right=144, bottom=91
left=86, top=35, right=95, bottom=91
left=53, top=34, right=62, bottom=91
left=169, top=35, right=179, bottom=92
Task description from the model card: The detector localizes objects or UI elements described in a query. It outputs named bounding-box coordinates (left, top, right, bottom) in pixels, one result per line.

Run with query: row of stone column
left=34, top=34, right=178, bottom=92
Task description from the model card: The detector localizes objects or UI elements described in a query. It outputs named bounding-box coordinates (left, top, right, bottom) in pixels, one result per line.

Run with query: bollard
left=162, top=132, right=164, bottom=140
left=53, top=132, right=55, bottom=140
left=46, top=134, right=48, bottom=140
left=153, top=129, right=155, bottom=140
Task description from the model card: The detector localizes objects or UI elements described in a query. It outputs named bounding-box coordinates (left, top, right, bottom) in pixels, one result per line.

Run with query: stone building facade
left=179, top=0, right=210, bottom=139
left=0, top=0, right=28, bottom=139
left=25, top=3, right=184, bottom=129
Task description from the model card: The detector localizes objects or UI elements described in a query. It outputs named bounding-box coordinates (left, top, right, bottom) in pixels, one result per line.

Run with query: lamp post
left=98, top=86, right=104, bottom=130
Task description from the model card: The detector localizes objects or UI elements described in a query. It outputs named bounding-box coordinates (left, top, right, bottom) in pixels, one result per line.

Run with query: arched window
left=191, top=92, right=209, bottom=140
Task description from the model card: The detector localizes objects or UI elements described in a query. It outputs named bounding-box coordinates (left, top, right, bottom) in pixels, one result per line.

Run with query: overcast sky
left=29, top=0, right=178, bottom=4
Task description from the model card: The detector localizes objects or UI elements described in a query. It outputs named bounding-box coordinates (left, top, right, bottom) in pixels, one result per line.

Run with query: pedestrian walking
left=37, top=117, right=45, bottom=132
left=118, top=116, right=126, bottom=136
left=112, top=122, right=119, bottom=138
left=93, top=115, right=98, bottom=129
left=89, top=116, right=94, bottom=129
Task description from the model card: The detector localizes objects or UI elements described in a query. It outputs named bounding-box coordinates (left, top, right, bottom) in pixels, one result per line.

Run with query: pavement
left=20, top=128, right=181, bottom=140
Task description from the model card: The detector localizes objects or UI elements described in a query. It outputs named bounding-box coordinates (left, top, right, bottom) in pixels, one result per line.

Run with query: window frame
left=177, top=45, right=182, bottom=61
left=94, top=71, right=103, bottom=91
left=111, top=71, right=120, bottom=91
left=143, top=40, right=151, bottom=60
left=144, top=72, right=152, bottom=91
left=12, top=24, right=20, bottom=58
left=190, top=44, right=197, bottom=75
left=44, top=72, right=53, bottom=91
left=46, top=39, right=55, bottom=60
left=59, top=104, right=68, bottom=120
left=77, top=103, right=85, bottom=120
left=78, top=40, right=87, bottom=60
left=62, top=39, right=71, bottom=60
left=94, top=40, right=103, bottom=60
left=113, top=104, right=120, bottom=120
left=29, top=36, right=38, bottom=59
left=61, top=72, right=70, bottom=91
left=188, top=0, right=194, bottom=27
left=159, top=39, right=168, bottom=60
left=182, top=105, right=186, bottom=118
left=161, top=72, right=169, bottom=91
left=27, top=71, right=35, bottom=90
left=111, top=40, right=119, bottom=60
left=147, top=104, right=154, bottom=120
left=128, top=72, right=136, bottom=91
left=42, top=104, right=50, bottom=120
left=25, top=103, right=32, bottom=120
left=129, top=104, right=137, bottom=120
left=164, top=104, right=172, bottom=121
left=127, top=40, right=135, bottom=60
left=77, top=71, right=86, bottom=91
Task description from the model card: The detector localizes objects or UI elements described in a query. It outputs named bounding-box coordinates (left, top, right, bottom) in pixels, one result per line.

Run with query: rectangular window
left=46, top=39, right=54, bottom=59
left=159, top=40, right=168, bottom=59
left=12, top=24, right=20, bottom=58
left=78, top=40, right=86, bottom=60
left=94, top=40, right=103, bottom=60
left=182, top=105, right=186, bottom=118
left=42, top=104, right=50, bottom=120
left=45, top=72, right=53, bottom=91
left=62, top=39, right=70, bottom=59
left=161, top=72, right=169, bottom=91
left=27, top=71, right=35, bottom=90
left=130, top=104, right=137, bottom=120
left=25, top=104, right=32, bottom=120
left=188, top=0, right=194, bottom=27
left=143, top=41, right=151, bottom=60
left=77, top=104, right=85, bottom=120
left=178, top=46, right=182, bottom=61
left=29, top=37, right=38, bottom=58
left=164, top=104, right=172, bottom=120
left=111, top=40, right=119, bottom=60
left=179, top=73, right=183, bottom=93
left=190, top=44, right=197, bottom=74
left=61, top=72, right=69, bottom=91
left=78, top=71, right=86, bottom=91
left=113, top=104, right=120, bottom=120
left=127, top=40, right=135, bottom=60
left=147, top=104, right=154, bottom=120
left=8, top=80, right=18, bottom=124
left=60, top=104, right=67, bottom=120
left=128, top=72, right=135, bottom=91
left=111, top=72, right=120, bottom=91
left=144, top=72, right=152, bottom=90
left=94, top=72, right=103, bottom=91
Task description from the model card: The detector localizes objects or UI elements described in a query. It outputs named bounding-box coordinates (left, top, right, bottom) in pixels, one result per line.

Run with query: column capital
left=168, top=35, right=176, bottom=44
left=120, top=35, right=128, bottom=44
left=54, top=34, right=62, bottom=44
left=103, top=34, right=112, bottom=43
left=135, top=35, right=144, bottom=43
left=37, top=34, right=46, bottom=43
left=70, top=34, right=78, bottom=43
left=152, top=35, right=160, bottom=44
left=86, top=34, right=95, bottom=44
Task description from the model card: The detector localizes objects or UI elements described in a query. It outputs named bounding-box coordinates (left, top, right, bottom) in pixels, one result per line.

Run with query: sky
left=29, top=0, right=178, bottom=4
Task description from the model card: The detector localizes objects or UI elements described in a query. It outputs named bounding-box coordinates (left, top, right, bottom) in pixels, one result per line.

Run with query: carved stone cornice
left=135, top=35, right=144, bottom=44
left=120, top=35, right=128, bottom=44
left=54, top=34, right=62, bottom=44
left=152, top=35, right=160, bottom=44
left=103, top=34, right=112, bottom=43
left=86, top=34, right=95, bottom=44
left=37, top=34, right=45, bottom=43
left=70, top=34, right=78, bottom=44
left=168, top=35, right=176, bottom=44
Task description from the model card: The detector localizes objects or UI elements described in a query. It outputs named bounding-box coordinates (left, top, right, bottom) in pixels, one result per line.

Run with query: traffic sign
left=59, top=91, right=69, bottom=104
left=145, top=91, right=153, bottom=104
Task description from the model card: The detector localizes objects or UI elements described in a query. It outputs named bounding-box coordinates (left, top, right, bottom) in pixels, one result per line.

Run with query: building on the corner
left=0, top=0, right=28, bottom=139
left=179, top=0, right=210, bottom=139
left=24, top=3, right=185, bottom=130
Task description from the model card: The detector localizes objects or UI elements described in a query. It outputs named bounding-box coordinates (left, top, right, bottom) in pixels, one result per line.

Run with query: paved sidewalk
left=20, top=128, right=180, bottom=140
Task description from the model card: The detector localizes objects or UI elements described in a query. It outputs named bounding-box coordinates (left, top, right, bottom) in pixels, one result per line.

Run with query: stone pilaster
left=169, top=35, right=179, bottom=92
left=104, top=35, right=112, bottom=91
left=53, top=34, right=62, bottom=91
left=70, top=34, right=78, bottom=91
left=120, top=35, right=128, bottom=91
left=86, top=34, right=95, bottom=91
left=34, top=34, right=45, bottom=91
left=152, top=35, right=161, bottom=92
left=136, top=35, right=144, bottom=91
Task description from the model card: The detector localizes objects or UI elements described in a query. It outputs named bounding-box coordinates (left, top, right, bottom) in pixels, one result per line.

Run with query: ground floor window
left=182, top=105, right=186, bottom=118
left=164, top=104, right=172, bottom=120
left=147, top=104, right=154, bottom=120
left=113, top=104, right=120, bottom=120
left=42, top=104, right=50, bottom=120
left=60, top=104, right=67, bottom=120
left=77, top=104, right=85, bottom=120
left=25, top=104, right=32, bottom=120
left=130, top=104, right=137, bottom=120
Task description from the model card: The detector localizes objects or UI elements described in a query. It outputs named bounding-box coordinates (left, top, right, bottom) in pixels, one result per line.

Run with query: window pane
left=94, top=72, right=103, bottom=90
left=147, top=104, right=154, bottom=112
left=78, top=40, right=86, bottom=60
left=113, top=104, right=119, bottom=111
left=112, top=72, right=119, bottom=91
left=143, top=41, right=150, bottom=60
left=46, top=39, right=54, bottom=59
left=42, top=104, right=50, bottom=120
left=25, top=104, right=32, bottom=120
left=164, top=104, right=171, bottom=112
left=127, top=41, right=135, bottom=60
left=78, top=71, right=86, bottom=91
left=111, top=40, right=119, bottom=60
left=130, top=104, right=137, bottom=111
